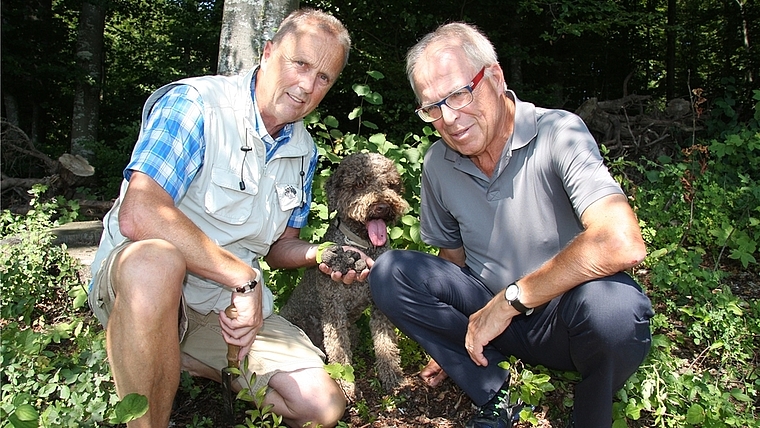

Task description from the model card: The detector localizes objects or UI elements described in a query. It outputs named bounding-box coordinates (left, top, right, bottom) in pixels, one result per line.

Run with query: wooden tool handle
left=224, top=304, right=240, bottom=369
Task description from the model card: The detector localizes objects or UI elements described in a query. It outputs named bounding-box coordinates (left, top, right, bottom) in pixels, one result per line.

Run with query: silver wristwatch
left=504, top=282, right=534, bottom=315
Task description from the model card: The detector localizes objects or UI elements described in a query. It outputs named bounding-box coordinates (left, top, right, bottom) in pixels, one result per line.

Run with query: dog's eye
left=352, top=180, right=367, bottom=191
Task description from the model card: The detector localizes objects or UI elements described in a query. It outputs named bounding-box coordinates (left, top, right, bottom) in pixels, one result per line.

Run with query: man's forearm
left=265, top=227, right=316, bottom=269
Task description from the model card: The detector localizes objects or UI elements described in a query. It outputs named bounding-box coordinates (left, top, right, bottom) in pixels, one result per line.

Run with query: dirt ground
left=169, top=351, right=573, bottom=428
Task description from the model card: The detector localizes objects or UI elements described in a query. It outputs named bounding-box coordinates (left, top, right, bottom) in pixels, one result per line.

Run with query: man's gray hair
left=273, top=8, right=352, bottom=69
left=405, top=23, right=498, bottom=99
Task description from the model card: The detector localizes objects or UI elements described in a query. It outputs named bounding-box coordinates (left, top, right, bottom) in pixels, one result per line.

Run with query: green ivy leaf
left=352, top=84, right=370, bottom=96
left=10, top=404, right=39, bottom=427
left=109, top=393, right=149, bottom=424
left=367, top=70, right=384, bottom=80
left=329, top=129, right=344, bottom=140
left=401, top=215, right=417, bottom=226
left=365, top=92, right=383, bottom=105
left=389, top=226, right=403, bottom=240
left=410, top=223, right=420, bottom=243
left=685, top=403, right=705, bottom=424
left=611, top=419, right=628, bottom=428
left=348, top=106, right=363, bottom=120
left=730, top=389, right=752, bottom=403
left=323, top=115, right=339, bottom=128
left=324, top=362, right=355, bottom=383
left=69, top=285, right=88, bottom=309
left=647, top=248, right=668, bottom=258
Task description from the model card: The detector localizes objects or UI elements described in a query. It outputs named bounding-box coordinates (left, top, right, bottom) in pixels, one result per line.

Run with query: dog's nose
left=371, top=203, right=391, bottom=218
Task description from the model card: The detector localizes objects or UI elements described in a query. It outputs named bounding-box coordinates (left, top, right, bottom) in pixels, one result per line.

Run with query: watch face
left=505, top=284, right=519, bottom=300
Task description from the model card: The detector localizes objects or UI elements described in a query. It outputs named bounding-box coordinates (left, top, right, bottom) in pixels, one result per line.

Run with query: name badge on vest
left=275, top=183, right=303, bottom=211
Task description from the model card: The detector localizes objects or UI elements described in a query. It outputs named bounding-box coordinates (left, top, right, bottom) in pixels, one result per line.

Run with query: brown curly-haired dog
left=280, top=152, right=409, bottom=400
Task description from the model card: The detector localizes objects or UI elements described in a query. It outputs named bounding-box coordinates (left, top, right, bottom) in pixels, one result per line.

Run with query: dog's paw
left=322, top=246, right=366, bottom=274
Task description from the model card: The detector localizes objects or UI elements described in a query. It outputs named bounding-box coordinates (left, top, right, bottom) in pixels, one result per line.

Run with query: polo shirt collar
left=508, top=90, right=537, bottom=152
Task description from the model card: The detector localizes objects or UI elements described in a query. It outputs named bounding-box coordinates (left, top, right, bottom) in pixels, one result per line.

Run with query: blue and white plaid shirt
left=125, top=80, right=317, bottom=228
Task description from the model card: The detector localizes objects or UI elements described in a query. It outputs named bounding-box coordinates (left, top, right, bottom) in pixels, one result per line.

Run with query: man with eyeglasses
left=369, top=22, right=653, bottom=428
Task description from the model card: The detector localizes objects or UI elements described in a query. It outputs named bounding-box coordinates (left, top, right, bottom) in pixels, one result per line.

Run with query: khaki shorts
left=88, top=240, right=327, bottom=394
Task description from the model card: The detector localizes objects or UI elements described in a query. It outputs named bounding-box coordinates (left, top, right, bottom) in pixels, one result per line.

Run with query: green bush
left=607, top=114, right=760, bottom=426
left=0, top=187, right=131, bottom=427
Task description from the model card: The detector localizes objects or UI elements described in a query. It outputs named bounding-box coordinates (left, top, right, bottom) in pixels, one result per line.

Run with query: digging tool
left=222, top=304, right=240, bottom=426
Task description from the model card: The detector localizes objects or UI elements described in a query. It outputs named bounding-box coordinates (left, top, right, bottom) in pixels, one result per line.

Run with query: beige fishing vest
left=92, top=68, right=314, bottom=317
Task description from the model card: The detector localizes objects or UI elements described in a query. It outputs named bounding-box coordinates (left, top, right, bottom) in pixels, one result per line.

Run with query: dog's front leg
left=369, top=306, right=404, bottom=392
left=320, top=293, right=357, bottom=400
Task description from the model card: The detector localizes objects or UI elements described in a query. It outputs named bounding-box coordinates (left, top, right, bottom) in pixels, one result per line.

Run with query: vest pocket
left=205, top=167, right=258, bottom=224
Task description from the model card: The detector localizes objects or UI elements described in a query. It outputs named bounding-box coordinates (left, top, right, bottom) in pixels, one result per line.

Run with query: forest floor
left=169, top=352, right=573, bottom=428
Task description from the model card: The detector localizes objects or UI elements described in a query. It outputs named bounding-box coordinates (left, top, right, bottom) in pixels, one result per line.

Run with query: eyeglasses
left=415, top=67, right=486, bottom=122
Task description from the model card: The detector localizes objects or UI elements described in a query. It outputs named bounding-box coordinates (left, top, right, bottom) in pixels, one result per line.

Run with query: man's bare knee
left=267, top=369, right=347, bottom=427
left=112, top=240, right=186, bottom=317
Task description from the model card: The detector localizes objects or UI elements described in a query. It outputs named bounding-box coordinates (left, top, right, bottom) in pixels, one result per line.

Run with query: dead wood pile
left=1, top=119, right=113, bottom=217
left=575, top=95, right=704, bottom=159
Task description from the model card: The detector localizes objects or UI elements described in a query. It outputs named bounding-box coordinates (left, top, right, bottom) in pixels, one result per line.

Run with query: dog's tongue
left=367, top=219, right=388, bottom=247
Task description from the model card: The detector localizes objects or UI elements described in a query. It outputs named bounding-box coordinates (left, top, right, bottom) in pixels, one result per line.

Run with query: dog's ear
left=324, top=153, right=360, bottom=212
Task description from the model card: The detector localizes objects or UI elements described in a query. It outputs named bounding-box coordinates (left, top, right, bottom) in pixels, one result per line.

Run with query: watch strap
left=235, top=279, right=258, bottom=294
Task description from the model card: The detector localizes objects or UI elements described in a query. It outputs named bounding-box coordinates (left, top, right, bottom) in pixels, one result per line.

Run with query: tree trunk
left=665, top=0, right=676, bottom=100
left=3, top=93, right=19, bottom=127
left=736, top=0, right=753, bottom=83
left=508, top=19, right=523, bottom=89
left=217, top=0, right=299, bottom=76
left=70, top=1, right=106, bottom=161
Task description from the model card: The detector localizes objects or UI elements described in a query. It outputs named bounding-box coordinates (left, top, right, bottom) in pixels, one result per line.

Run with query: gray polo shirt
left=420, top=91, right=623, bottom=295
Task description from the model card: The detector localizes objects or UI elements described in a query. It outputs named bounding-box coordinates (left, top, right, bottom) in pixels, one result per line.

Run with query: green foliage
left=109, top=393, right=149, bottom=424
left=0, top=188, right=132, bottom=427
left=1, top=186, right=80, bottom=324
left=604, top=119, right=760, bottom=426
left=235, top=371, right=286, bottom=428
left=498, top=358, right=556, bottom=425
left=324, top=362, right=355, bottom=384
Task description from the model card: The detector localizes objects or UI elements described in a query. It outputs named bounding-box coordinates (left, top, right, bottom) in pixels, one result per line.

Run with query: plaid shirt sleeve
left=286, top=145, right=318, bottom=229
left=125, top=85, right=205, bottom=203
left=126, top=83, right=315, bottom=229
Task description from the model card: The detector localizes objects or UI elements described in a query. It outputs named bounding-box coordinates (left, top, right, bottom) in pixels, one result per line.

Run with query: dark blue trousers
left=369, top=250, right=653, bottom=427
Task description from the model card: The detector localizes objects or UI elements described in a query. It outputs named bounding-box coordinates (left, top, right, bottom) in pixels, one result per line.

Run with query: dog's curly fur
left=280, top=152, right=409, bottom=399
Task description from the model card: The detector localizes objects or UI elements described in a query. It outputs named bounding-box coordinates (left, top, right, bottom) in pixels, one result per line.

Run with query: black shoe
left=464, top=378, right=523, bottom=428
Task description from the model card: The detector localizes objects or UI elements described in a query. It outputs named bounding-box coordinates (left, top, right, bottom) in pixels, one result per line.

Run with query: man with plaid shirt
left=88, top=9, right=362, bottom=428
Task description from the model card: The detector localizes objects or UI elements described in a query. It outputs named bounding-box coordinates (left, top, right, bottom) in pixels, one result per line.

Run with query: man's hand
left=465, top=294, right=518, bottom=366
left=219, top=288, right=264, bottom=361
left=419, top=358, right=448, bottom=387
left=317, top=245, right=373, bottom=283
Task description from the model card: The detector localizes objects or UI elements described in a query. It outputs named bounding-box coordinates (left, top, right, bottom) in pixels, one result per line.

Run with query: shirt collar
left=508, top=89, right=537, bottom=152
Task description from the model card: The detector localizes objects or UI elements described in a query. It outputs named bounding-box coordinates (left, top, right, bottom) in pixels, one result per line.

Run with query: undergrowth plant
left=0, top=186, right=136, bottom=427
left=603, top=94, right=760, bottom=426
